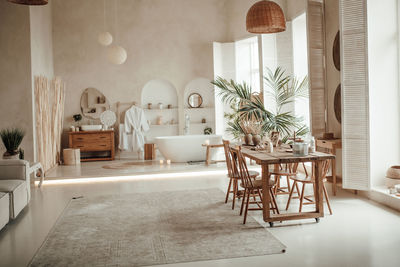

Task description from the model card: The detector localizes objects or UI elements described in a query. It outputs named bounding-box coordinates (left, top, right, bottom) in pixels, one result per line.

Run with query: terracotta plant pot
left=244, top=134, right=252, bottom=145
left=252, top=134, right=261, bottom=146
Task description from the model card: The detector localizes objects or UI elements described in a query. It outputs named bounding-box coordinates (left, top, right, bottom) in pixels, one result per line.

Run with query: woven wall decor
left=246, top=0, right=286, bottom=34
left=7, top=0, right=48, bottom=5
left=334, top=84, right=341, bottom=123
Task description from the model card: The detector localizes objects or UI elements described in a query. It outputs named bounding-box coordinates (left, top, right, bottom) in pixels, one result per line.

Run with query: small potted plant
left=73, top=114, right=82, bottom=131
left=204, top=127, right=213, bottom=135
left=0, top=128, right=25, bottom=159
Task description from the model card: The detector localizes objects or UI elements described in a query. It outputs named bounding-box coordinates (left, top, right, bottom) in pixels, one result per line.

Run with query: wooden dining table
left=231, top=145, right=335, bottom=227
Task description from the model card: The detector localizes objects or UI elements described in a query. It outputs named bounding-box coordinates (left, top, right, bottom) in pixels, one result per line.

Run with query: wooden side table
left=316, top=139, right=342, bottom=196
left=202, top=144, right=224, bottom=166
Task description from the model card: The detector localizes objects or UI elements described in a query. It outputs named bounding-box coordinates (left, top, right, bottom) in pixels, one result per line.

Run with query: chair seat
left=240, top=178, right=275, bottom=189
left=290, top=174, right=327, bottom=183
left=0, top=192, right=9, bottom=230
left=0, top=180, right=28, bottom=219
left=270, top=169, right=297, bottom=176
left=229, top=170, right=259, bottom=179
left=0, top=180, right=24, bottom=192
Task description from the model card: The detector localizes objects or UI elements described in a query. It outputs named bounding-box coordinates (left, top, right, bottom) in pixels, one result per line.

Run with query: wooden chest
left=68, top=130, right=115, bottom=161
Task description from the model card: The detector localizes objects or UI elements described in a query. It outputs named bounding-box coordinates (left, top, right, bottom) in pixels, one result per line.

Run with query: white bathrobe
left=124, top=106, right=149, bottom=153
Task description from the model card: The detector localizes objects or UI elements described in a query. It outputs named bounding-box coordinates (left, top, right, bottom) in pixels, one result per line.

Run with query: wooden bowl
left=386, top=166, right=400, bottom=179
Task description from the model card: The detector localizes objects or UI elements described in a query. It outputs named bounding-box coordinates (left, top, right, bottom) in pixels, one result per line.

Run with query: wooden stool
left=202, top=143, right=224, bottom=166
left=144, top=143, right=156, bottom=160
left=63, top=148, right=81, bottom=165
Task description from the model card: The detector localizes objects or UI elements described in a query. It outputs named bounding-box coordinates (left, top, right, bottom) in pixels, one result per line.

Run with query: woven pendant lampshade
left=7, top=0, right=48, bottom=5
left=246, top=0, right=286, bottom=34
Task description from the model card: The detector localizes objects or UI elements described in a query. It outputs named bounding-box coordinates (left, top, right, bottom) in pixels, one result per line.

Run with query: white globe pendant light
left=98, top=31, right=113, bottom=46
left=107, top=45, right=127, bottom=65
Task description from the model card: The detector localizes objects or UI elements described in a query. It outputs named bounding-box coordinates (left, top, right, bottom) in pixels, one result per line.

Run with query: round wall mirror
left=80, top=88, right=109, bottom=119
left=188, top=93, right=203, bottom=108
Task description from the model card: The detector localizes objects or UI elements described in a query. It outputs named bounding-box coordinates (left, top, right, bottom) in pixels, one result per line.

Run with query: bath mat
left=30, top=188, right=286, bottom=266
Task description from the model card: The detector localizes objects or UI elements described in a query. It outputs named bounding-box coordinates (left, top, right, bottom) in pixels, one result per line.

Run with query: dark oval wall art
left=334, top=84, right=341, bottom=123
left=333, top=31, right=340, bottom=71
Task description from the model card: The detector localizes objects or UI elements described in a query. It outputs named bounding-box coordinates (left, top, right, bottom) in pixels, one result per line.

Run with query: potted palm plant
left=0, top=128, right=25, bottom=159
left=212, top=66, right=309, bottom=143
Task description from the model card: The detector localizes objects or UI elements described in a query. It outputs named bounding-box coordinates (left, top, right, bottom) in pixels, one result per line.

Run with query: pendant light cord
left=114, top=0, right=118, bottom=43
left=103, top=0, right=106, bottom=31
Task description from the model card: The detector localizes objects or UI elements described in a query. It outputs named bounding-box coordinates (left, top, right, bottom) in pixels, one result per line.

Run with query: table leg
left=314, top=160, right=324, bottom=216
left=261, top=164, right=271, bottom=222
left=332, top=147, right=337, bottom=196
left=205, top=146, right=210, bottom=166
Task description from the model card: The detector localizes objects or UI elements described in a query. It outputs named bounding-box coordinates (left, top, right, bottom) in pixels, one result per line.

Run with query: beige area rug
left=30, top=189, right=286, bottom=267
left=102, top=161, right=157, bottom=169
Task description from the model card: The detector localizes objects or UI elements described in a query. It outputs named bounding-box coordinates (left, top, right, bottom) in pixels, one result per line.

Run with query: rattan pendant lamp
left=7, top=0, right=48, bottom=5
left=246, top=0, right=286, bottom=34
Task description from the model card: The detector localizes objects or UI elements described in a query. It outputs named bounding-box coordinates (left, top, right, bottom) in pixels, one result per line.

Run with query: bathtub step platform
left=202, top=144, right=225, bottom=166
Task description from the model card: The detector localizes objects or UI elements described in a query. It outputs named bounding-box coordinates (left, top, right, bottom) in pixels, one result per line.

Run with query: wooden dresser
left=68, top=130, right=115, bottom=161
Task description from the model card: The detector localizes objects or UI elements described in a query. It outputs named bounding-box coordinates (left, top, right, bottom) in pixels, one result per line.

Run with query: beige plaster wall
left=324, top=0, right=341, bottom=137
left=0, top=1, right=35, bottom=161
left=30, top=3, right=54, bottom=78
left=324, top=0, right=342, bottom=176
left=52, top=0, right=230, bottom=138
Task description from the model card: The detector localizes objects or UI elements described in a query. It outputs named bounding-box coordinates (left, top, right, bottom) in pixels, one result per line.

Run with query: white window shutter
left=340, top=0, right=370, bottom=190
left=307, top=0, right=326, bottom=138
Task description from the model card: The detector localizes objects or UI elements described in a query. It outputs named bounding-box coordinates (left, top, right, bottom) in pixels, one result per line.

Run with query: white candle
left=167, top=159, right=171, bottom=165
left=205, top=139, right=210, bottom=145
left=159, top=159, right=164, bottom=165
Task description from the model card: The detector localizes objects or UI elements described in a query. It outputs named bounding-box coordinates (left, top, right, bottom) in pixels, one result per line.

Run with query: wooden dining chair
left=285, top=161, right=333, bottom=215
left=222, top=140, right=259, bottom=210
left=235, top=146, right=279, bottom=224
left=270, top=163, right=297, bottom=196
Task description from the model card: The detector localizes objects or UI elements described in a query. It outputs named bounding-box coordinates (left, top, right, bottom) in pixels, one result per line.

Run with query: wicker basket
left=386, top=166, right=400, bottom=179
left=246, top=1, right=286, bottom=34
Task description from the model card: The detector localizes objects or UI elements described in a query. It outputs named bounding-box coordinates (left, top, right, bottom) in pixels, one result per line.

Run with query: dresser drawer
left=72, top=141, right=111, bottom=151
left=71, top=133, right=111, bottom=143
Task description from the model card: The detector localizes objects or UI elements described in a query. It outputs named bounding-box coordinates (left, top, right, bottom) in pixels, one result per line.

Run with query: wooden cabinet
left=68, top=130, right=115, bottom=161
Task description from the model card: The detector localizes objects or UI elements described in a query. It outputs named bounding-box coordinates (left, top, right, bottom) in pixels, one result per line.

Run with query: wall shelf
left=150, top=124, right=179, bottom=127
left=144, top=107, right=178, bottom=111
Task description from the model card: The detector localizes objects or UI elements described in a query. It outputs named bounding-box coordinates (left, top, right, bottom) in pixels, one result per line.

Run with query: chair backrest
left=235, top=146, right=254, bottom=188
left=0, top=160, right=29, bottom=181
left=307, top=160, right=331, bottom=181
left=222, top=140, right=233, bottom=177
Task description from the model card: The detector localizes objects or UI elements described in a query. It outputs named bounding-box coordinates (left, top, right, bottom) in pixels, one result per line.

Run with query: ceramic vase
left=157, top=116, right=163, bottom=125
left=244, top=134, right=252, bottom=145
left=252, top=134, right=261, bottom=146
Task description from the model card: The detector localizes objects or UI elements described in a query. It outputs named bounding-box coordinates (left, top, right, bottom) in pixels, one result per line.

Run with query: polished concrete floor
left=1, top=161, right=400, bottom=267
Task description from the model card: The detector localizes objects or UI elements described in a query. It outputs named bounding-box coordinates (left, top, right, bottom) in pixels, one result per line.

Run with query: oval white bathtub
left=155, top=135, right=222, bottom=163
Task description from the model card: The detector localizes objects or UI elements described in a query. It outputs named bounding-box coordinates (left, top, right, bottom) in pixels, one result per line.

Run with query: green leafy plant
left=0, top=128, right=25, bottom=155
left=204, top=127, right=213, bottom=135
left=212, top=66, right=309, bottom=142
left=73, top=114, right=82, bottom=122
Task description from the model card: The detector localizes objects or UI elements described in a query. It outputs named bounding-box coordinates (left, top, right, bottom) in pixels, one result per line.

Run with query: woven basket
left=7, top=0, right=48, bottom=5
left=246, top=0, right=286, bottom=34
